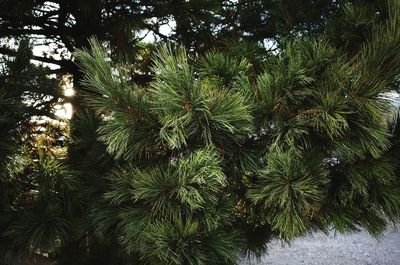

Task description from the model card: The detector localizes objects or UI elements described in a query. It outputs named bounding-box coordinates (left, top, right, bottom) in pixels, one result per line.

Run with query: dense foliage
left=1, top=0, right=400, bottom=265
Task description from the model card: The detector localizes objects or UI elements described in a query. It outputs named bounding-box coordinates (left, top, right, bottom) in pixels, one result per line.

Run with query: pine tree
left=2, top=1, right=400, bottom=265
left=65, top=1, right=400, bottom=263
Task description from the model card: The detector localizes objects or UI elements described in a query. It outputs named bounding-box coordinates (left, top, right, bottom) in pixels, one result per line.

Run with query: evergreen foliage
left=0, top=41, right=73, bottom=264
left=1, top=0, right=400, bottom=265
left=67, top=1, right=400, bottom=261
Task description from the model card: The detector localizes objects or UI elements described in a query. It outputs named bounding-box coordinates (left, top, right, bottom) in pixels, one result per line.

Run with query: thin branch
left=144, top=23, right=177, bottom=41
left=0, top=47, right=71, bottom=67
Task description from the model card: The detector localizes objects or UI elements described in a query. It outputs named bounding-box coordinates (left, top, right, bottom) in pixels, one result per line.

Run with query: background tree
left=0, top=0, right=346, bottom=103
left=0, top=41, right=75, bottom=265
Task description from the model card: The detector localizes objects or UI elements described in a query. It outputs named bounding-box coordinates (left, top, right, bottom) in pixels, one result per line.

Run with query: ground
left=241, top=228, right=400, bottom=265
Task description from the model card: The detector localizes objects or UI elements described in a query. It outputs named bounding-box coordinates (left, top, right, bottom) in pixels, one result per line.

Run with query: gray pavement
left=240, top=228, right=400, bottom=265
